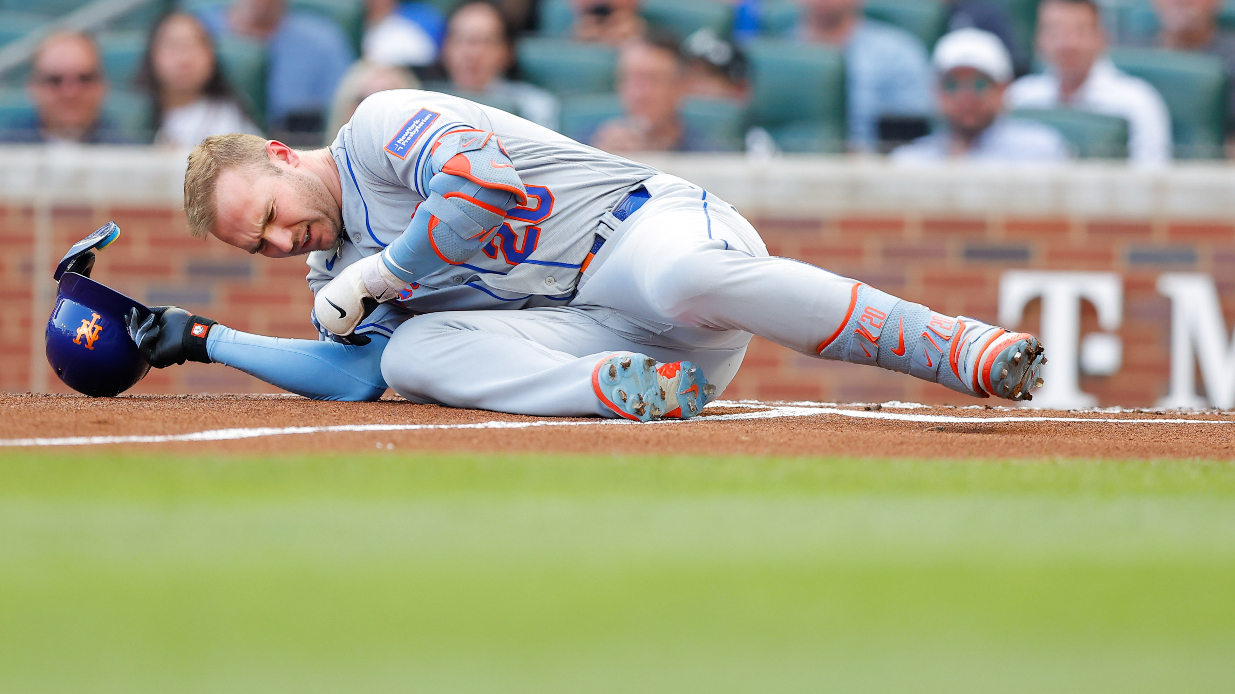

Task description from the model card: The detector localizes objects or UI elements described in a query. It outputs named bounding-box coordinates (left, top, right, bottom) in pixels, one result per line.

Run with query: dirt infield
left=3, top=394, right=1234, bottom=459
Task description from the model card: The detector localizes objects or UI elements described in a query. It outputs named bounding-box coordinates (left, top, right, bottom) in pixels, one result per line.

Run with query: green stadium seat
left=1109, top=47, right=1227, bottom=159
left=558, top=93, right=746, bottom=150
left=537, top=0, right=574, bottom=37
left=745, top=39, right=845, bottom=152
left=0, top=0, right=92, bottom=16
left=679, top=95, right=746, bottom=151
left=540, top=0, right=734, bottom=41
left=863, top=0, right=947, bottom=49
left=761, top=0, right=945, bottom=48
left=641, top=0, right=734, bottom=40
left=1011, top=108, right=1129, bottom=158
left=290, top=0, right=365, bottom=55
left=215, top=34, right=267, bottom=127
left=517, top=38, right=616, bottom=96
left=983, top=0, right=1039, bottom=67
left=0, top=11, right=49, bottom=49
left=98, top=31, right=147, bottom=89
left=558, top=92, right=622, bottom=142
left=103, top=88, right=155, bottom=142
left=0, top=87, right=35, bottom=135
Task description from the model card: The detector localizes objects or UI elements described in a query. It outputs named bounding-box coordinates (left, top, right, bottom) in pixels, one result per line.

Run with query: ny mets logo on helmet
left=73, top=312, right=103, bottom=350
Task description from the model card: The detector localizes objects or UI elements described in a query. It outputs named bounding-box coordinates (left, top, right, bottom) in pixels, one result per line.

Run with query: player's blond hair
left=183, top=133, right=280, bottom=238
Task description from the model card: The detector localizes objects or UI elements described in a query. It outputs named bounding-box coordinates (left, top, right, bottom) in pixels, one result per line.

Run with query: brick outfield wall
left=2, top=203, right=1233, bottom=406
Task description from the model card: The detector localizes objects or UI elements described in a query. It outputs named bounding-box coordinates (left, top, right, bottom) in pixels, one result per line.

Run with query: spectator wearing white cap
left=1006, top=0, right=1172, bottom=165
left=893, top=28, right=1068, bottom=162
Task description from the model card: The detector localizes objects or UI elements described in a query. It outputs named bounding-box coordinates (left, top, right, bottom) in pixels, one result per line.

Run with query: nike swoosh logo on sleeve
left=891, top=318, right=906, bottom=356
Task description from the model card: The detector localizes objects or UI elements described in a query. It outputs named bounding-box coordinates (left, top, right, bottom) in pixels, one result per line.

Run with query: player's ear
left=265, top=140, right=299, bottom=167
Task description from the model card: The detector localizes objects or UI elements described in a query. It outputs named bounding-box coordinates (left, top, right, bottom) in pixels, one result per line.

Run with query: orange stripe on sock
left=816, top=283, right=862, bottom=354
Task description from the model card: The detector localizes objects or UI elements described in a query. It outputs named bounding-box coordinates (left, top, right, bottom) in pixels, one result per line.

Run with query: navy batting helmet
left=46, top=222, right=153, bottom=397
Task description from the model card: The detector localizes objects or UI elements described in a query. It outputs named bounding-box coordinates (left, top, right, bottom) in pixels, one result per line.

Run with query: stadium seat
left=214, top=34, right=268, bottom=127
left=680, top=95, right=746, bottom=151
left=0, top=0, right=91, bottom=16
left=539, top=0, right=734, bottom=40
left=103, top=88, right=154, bottom=142
left=290, top=0, right=365, bottom=55
left=760, top=0, right=946, bottom=48
left=1011, top=108, right=1129, bottom=158
left=983, top=0, right=1039, bottom=67
left=641, top=0, right=734, bottom=40
left=557, top=93, right=622, bottom=142
left=558, top=93, right=746, bottom=150
left=517, top=38, right=617, bottom=96
left=1109, top=47, right=1227, bottom=159
left=537, top=0, right=574, bottom=37
left=745, top=39, right=846, bottom=152
left=0, top=87, right=35, bottom=136
left=98, top=31, right=147, bottom=89
left=863, top=0, right=947, bottom=49
left=0, top=11, right=49, bottom=49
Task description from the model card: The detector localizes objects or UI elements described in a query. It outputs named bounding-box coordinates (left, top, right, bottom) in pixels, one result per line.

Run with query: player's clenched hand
left=313, top=254, right=400, bottom=336
left=125, top=306, right=216, bottom=368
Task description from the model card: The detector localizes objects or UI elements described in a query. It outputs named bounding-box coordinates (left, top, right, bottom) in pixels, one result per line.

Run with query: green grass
left=2, top=451, right=1235, bottom=693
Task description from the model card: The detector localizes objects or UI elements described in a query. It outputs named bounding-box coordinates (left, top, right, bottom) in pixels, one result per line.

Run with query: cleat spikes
left=651, top=406, right=662, bottom=418
left=688, top=366, right=697, bottom=376
left=1000, top=367, right=1008, bottom=379
left=645, top=357, right=656, bottom=369
left=618, top=389, right=627, bottom=402
left=1041, top=357, right=1048, bottom=365
left=704, top=384, right=716, bottom=397
left=608, top=364, right=617, bottom=379
left=1034, top=378, right=1044, bottom=388
left=1023, top=392, right=1033, bottom=401
left=619, top=356, right=631, bottom=369
left=1012, top=351, right=1022, bottom=365
left=687, top=400, right=698, bottom=414
left=660, top=388, right=666, bottom=400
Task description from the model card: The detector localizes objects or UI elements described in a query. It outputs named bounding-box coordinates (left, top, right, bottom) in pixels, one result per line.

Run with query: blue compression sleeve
left=206, top=326, right=389, bottom=401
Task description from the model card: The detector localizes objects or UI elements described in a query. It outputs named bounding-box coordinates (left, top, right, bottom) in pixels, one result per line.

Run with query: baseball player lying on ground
left=127, top=90, right=1046, bottom=420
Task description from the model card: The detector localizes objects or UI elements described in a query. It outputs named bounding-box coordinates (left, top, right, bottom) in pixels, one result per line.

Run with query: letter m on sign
left=1158, top=273, right=1235, bottom=409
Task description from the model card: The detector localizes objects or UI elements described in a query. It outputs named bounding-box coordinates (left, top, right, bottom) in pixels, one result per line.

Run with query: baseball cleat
left=976, top=332, right=1046, bottom=401
left=592, top=352, right=716, bottom=422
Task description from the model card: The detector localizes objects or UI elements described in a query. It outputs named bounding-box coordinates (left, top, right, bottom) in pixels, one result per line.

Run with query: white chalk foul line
left=1, top=401, right=1231, bottom=448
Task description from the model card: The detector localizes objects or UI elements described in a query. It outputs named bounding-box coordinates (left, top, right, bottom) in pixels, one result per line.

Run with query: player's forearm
left=206, top=326, right=389, bottom=401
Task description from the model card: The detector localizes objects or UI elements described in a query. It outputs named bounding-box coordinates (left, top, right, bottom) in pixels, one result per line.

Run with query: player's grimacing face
left=212, top=166, right=342, bottom=258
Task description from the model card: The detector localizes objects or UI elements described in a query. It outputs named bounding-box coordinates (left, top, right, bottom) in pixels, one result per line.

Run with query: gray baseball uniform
left=305, top=90, right=1028, bottom=416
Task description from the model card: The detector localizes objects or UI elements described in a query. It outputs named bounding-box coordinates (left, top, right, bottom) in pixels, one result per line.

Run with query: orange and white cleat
left=592, top=352, right=716, bottom=421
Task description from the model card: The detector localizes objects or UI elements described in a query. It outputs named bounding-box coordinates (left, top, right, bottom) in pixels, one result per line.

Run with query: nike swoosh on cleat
left=891, top=318, right=906, bottom=356
left=325, top=297, right=347, bottom=319
left=490, top=160, right=514, bottom=169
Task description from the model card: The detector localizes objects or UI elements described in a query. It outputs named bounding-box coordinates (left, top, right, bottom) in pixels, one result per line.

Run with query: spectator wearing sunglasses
left=893, top=29, right=1068, bottom=162
left=3, top=32, right=132, bottom=144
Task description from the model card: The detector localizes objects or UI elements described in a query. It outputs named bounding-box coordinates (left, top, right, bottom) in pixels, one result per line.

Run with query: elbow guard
left=383, top=131, right=526, bottom=283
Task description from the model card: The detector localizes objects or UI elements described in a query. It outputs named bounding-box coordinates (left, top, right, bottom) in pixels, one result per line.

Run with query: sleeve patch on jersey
left=384, top=108, right=441, bottom=159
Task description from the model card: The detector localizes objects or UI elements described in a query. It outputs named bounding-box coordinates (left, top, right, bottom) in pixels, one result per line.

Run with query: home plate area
left=3, top=393, right=1234, bottom=459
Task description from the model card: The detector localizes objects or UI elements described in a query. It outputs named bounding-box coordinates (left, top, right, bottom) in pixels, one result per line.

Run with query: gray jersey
left=306, top=89, right=657, bottom=337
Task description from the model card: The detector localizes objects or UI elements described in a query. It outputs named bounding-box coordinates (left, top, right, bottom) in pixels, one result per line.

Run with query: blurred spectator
left=681, top=28, right=749, bottom=100
left=1, top=32, right=130, bottom=144
left=137, top=12, right=261, bottom=148
left=797, top=0, right=935, bottom=151
left=573, top=0, right=646, bottom=46
left=325, top=61, right=419, bottom=141
left=892, top=29, right=1068, bottom=162
left=1006, top=0, right=1172, bottom=165
left=363, top=0, right=444, bottom=68
left=196, top=0, right=354, bottom=134
left=439, top=1, right=559, bottom=129
left=592, top=34, right=725, bottom=152
left=1132, top=0, right=1235, bottom=149
left=941, top=0, right=1023, bottom=72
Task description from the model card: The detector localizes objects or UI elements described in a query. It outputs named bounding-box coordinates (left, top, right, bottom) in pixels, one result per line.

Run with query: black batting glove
left=125, top=306, right=217, bottom=368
